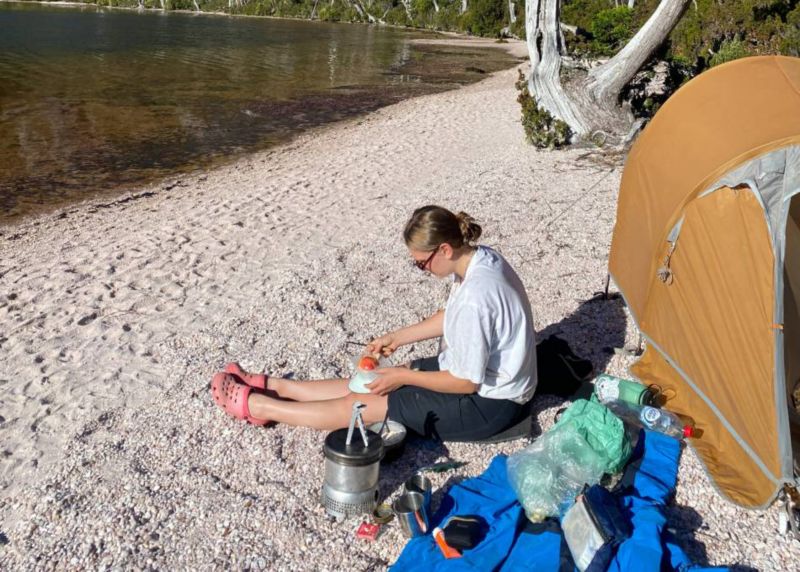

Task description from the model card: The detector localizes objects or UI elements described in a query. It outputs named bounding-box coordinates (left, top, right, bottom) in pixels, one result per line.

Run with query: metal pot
left=321, top=427, right=384, bottom=521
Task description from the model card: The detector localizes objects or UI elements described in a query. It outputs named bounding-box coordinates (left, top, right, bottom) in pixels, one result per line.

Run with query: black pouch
left=561, top=485, right=632, bottom=572
left=441, top=515, right=488, bottom=551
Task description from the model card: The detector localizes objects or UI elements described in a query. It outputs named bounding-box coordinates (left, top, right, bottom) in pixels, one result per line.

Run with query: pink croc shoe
left=211, top=373, right=269, bottom=426
left=224, top=362, right=268, bottom=390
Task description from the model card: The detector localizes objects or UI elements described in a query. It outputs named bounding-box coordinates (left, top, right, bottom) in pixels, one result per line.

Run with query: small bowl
left=368, top=420, right=407, bottom=462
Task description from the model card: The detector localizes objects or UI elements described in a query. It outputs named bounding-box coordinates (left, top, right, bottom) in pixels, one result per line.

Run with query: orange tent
left=609, top=56, right=800, bottom=507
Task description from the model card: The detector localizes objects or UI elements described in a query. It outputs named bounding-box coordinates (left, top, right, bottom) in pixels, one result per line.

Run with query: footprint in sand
left=77, top=313, right=97, bottom=326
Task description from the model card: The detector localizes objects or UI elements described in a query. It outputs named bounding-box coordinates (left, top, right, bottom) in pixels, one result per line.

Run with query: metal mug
left=404, top=473, right=432, bottom=514
left=392, top=491, right=430, bottom=538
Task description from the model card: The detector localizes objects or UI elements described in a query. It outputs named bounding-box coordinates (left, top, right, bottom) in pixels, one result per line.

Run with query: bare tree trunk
left=526, top=0, right=689, bottom=141
left=461, top=0, right=467, bottom=14
left=432, top=0, right=439, bottom=12
left=587, top=0, right=688, bottom=107
left=192, top=0, right=200, bottom=10
left=526, top=0, right=591, bottom=135
left=400, top=0, right=413, bottom=22
left=348, top=0, right=365, bottom=17
left=345, top=0, right=379, bottom=22
left=509, top=0, right=516, bottom=24
left=628, top=0, right=635, bottom=7
left=362, top=4, right=379, bottom=22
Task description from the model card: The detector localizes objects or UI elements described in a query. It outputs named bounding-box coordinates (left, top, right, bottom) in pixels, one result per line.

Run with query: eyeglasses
left=413, top=247, right=439, bottom=271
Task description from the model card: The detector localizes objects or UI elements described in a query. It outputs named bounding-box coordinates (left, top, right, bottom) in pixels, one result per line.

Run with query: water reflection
left=0, top=2, right=516, bottom=223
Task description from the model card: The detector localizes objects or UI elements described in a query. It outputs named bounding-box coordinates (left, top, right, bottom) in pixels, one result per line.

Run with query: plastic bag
left=506, top=399, right=631, bottom=522
left=348, top=355, right=387, bottom=394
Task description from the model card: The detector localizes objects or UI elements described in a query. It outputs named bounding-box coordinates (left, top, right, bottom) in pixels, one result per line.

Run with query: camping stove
left=321, top=402, right=384, bottom=521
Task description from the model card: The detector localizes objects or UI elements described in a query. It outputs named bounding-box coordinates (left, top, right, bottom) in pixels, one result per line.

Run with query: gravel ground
left=1, top=47, right=798, bottom=570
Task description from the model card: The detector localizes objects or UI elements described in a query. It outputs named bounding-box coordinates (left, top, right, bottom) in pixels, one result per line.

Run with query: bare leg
left=248, top=391, right=388, bottom=430
left=268, top=377, right=352, bottom=402
left=264, top=363, right=410, bottom=402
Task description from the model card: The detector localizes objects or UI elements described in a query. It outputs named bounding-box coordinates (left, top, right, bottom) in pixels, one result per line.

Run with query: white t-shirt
left=438, top=246, right=537, bottom=403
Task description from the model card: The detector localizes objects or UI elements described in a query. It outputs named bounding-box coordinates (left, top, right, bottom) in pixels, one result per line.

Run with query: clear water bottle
left=604, top=399, right=696, bottom=439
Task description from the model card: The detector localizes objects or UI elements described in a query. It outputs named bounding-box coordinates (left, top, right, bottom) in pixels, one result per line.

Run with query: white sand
left=1, top=39, right=798, bottom=569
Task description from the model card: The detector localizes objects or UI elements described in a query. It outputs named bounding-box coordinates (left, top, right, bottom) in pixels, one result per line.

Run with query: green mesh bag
left=555, top=398, right=632, bottom=474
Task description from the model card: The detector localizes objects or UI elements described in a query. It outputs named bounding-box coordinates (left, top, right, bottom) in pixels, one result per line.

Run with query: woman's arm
left=367, top=310, right=444, bottom=356
left=367, top=367, right=477, bottom=396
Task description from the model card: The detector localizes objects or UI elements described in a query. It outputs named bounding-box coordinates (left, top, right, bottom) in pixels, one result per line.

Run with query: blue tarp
left=390, top=430, right=729, bottom=572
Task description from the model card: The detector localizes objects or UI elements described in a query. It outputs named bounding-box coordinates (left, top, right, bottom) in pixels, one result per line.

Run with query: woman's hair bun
left=403, top=205, right=483, bottom=250
left=456, top=211, right=482, bottom=245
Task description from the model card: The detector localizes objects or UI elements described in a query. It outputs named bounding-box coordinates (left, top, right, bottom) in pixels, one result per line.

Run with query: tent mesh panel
left=787, top=196, right=800, bottom=476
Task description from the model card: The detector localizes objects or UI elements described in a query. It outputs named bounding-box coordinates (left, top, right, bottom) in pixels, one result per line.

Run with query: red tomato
left=359, top=356, right=379, bottom=370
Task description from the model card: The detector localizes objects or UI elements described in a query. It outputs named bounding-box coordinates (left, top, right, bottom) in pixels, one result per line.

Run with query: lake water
left=0, top=2, right=517, bottom=224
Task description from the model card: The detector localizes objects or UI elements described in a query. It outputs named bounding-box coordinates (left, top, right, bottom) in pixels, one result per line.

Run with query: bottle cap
left=682, top=425, right=695, bottom=438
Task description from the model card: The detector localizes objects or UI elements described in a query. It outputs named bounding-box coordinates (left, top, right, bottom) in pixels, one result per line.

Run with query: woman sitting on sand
left=211, top=205, right=537, bottom=442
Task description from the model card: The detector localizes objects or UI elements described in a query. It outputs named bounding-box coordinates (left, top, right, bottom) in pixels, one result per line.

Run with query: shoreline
left=1, top=0, right=489, bottom=33
left=0, top=50, right=796, bottom=571
left=0, top=2, right=526, bottom=228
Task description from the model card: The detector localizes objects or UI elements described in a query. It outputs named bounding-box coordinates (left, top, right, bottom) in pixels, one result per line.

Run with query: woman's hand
left=366, top=367, right=408, bottom=396
left=366, top=332, right=399, bottom=358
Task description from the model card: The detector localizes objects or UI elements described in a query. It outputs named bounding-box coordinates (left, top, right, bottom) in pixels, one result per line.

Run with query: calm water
left=0, top=2, right=516, bottom=223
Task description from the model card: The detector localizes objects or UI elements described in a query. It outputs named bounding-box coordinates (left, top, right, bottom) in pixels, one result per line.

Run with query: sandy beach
left=1, top=38, right=798, bottom=569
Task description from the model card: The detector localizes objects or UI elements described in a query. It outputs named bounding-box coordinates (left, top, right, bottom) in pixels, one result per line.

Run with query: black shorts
left=387, top=356, right=524, bottom=442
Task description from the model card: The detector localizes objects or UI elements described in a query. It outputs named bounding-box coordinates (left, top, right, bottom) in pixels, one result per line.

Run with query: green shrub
left=432, top=5, right=461, bottom=31
left=781, top=5, right=800, bottom=56
left=460, top=0, right=506, bottom=37
left=709, top=38, right=750, bottom=68
left=590, top=6, right=634, bottom=55
left=562, top=0, right=616, bottom=32
left=515, top=70, right=572, bottom=149
left=318, top=4, right=362, bottom=22
left=412, top=0, right=432, bottom=15
left=383, top=6, right=412, bottom=26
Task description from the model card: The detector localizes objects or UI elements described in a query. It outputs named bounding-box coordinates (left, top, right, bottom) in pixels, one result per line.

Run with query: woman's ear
left=440, top=243, right=455, bottom=259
